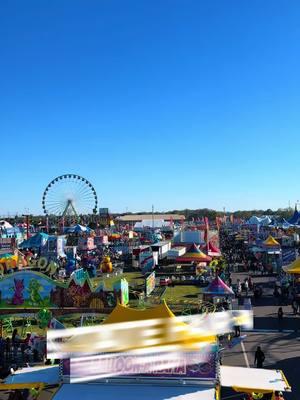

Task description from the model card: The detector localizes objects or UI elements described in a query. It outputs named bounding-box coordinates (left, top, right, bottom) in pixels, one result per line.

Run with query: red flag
left=204, top=217, right=209, bottom=230
left=204, top=217, right=209, bottom=252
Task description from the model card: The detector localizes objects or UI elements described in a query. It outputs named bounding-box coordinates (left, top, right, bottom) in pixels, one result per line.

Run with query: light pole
left=22, top=214, right=30, bottom=239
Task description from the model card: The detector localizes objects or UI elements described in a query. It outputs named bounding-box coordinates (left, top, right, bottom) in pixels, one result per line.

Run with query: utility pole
left=22, top=213, right=30, bottom=239
left=152, top=205, right=154, bottom=230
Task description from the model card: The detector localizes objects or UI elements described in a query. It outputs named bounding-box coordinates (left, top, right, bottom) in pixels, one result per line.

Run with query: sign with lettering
left=0, top=254, right=60, bottom=278
left=64, top=351, right=217, bottom=382
left=0, top=238, right=15, bottom=254
left=145, top=271, right=156, bottom=296
left=78, top=237, right=95, bottom=250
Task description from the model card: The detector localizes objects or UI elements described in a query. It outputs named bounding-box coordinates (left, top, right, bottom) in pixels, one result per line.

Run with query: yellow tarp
left=102, top=301, right=176, bottom=324
left=263, top=235, right=280, bottom=247
left=102, top=301, right=217, bottom=350
left=0, top=383, right=44, bottom=390
left=283, top=258, right=300, bottom=274
left=0, top=254, right=18, bottom=270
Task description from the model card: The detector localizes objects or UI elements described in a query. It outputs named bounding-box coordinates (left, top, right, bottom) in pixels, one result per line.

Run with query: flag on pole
left=204, top=217, right=209, bottom=252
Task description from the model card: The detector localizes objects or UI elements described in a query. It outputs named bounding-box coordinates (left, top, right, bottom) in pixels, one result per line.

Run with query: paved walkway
left=231, top=272, right=300, bottom=331
left=221, top=271, right=300, bottom=399
left=221, top=331, right=300, bottom=400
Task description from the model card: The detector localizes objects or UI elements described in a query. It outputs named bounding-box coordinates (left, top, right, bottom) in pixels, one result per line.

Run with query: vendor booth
left=262, top=236, right=282, bottom=274
left=203, top=276, right=234, bottom=306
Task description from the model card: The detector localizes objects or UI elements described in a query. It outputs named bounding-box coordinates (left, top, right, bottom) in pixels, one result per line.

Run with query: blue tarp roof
left=64, top=224, right=92, bottom=233
left=5, top=365, right=59, bottom=385
left=3, top=227, right=21, bottom=235
left=288, top=209, right=300, bottom=224
left=18, top=232, right=49, bottom=249
left=269, top=217, right=293, bottom=228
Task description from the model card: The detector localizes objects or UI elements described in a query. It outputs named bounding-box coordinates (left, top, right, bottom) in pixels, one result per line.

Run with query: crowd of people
left=0, top=329, right=46, bottom=378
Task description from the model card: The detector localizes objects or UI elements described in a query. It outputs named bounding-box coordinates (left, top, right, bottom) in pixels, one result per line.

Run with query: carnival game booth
left=262, top=236, right=282, bottom=274
left=282, top=258, right=300, bottom=275
left=54, top=302, right=219, bottom=400
left=283, top=259, right=300, bottom=301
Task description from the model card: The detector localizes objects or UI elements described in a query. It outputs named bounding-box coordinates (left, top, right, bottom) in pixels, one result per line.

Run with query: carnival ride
left=42, top=174, right=98, bottom=224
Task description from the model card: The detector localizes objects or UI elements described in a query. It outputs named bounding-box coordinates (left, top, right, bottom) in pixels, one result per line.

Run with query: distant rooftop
left=116, top=214, right=185, bottom=222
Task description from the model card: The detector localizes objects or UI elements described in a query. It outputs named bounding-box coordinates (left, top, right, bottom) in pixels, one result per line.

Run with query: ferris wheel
left=42, top=174, right=98, bottom=217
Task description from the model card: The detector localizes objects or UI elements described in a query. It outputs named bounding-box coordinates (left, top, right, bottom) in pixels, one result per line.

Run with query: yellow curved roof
left=263, top=235, right=280, bottom=246
left=102, top=301, right=216, bottom=351
left=59, top=301, right=216, bottom=354
left=282, top=258, right=300, bottom=274
left=102, top=300, right=175, bottom=324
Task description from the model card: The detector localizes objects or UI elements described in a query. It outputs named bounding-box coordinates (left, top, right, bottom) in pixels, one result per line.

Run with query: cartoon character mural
left=11, top=278, right=24, bottom=305
left=0, top=270, right=129, bottom=310
left=67, top=280, right=92, bottom=308
left=28, top=278, right=44, bottom=306
left=113, top=278, right=129, bottom=305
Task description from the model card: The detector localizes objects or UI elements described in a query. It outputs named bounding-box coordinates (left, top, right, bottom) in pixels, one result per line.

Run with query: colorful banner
left=0, top=238, right=15, bottom=254
left=78, top=237, right=95, bottom=250
left=140, top=251, right=155, bottom=274
left=63, top=351, right=217, bottom=382
left=145, top=271, right=156, bottom=296
left=113, top=278, right=129, bottom=305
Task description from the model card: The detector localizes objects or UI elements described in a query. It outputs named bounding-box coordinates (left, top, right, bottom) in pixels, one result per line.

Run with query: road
left=221, top=331, right=300, bottom=399
left=220, top=272, right=300, bottom=399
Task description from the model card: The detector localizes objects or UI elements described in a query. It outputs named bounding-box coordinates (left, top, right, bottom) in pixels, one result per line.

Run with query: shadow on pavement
left=268, top=356, right=300, bottom=400
left=254, top=316, right=300, bottom=331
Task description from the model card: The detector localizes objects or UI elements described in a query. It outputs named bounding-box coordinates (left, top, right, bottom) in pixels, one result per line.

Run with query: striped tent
left=176, top=243, right=211, bottom=263
left=203, top=276, right=234, bottom=296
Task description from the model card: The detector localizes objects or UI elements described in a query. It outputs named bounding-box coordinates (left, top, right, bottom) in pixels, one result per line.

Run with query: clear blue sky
left=1, top=0, right=300, bottom=215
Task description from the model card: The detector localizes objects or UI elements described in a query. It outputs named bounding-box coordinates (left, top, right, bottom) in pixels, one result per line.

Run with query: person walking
left=12, top=329, right=20, bottom=363
left=244, top=278, right=249, bottom=296
left=248, top=276, right=253, bottom=291
left=254, top=346, right=265, bottom=368
left=278, top=307, right=284, bottom=332
left=234, top=325, right=241, bottom=337
left=291, top=299, right=298, bottom=315
left=237, top=279, right=242, bottom=298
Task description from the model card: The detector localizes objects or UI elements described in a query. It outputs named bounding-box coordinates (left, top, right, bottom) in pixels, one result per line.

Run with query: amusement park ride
left=42, top=174, right=98, bottom=226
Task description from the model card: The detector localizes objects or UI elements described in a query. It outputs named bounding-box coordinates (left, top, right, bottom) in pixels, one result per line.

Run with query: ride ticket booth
left=53, top=302, right=220, bottom=399
left=220, top=366, right=291, bottom=399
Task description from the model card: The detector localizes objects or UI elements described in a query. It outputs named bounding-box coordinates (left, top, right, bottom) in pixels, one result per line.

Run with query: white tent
left=0, top=220, right=13, bottom=229
left=247, top=216, right=272, bottom=226
left=134, top=219, right=171, bottom=230
left=173, top=230, right=205, bottom=245
left=220, top=366, right=291, bottom=393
